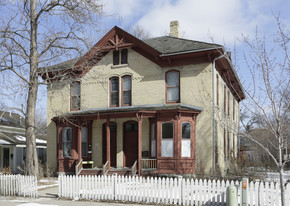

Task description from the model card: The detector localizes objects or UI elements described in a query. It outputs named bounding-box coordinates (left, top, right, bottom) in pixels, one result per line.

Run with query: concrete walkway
left=0, top=184, right=158, bottom=206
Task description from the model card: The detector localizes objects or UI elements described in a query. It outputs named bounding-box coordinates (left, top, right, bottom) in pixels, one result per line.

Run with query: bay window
left=161, top=122, right=174, bottom=157
left=181, top=122, right=191, bottom=157
left=62, top=127, right=72, bottom=157
left=166, top=71, right=180, bottom=103
left=151, top=123, right=156, bottom=157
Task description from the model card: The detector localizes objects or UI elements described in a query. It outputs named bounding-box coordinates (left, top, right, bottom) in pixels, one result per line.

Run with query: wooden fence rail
left=58, top=175, right=290, bottom=205
left=0, top=175, right=38, bottom=197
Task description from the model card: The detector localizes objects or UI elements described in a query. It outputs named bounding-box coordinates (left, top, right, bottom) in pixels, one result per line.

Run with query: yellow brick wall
left=46, top=48, right=239, bottom=175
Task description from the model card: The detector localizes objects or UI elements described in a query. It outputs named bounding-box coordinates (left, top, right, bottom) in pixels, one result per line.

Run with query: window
left=113, top=49, right=128, bottom=65
left=223, top=129, right=226, bottom=159
left=228, top=91, right=230, bottom=116
left=161, top=122, right=174, bottom=157
left=216, top=74, right=219, bottom=106
left=233, top=134, right=235, bottom=158
left=71, top=82, right=80, bottom=110
left=227, top=130, right=230, bottom=158
left=181, top=122, right=191, bottom=157
left=151, top=123, right=156, bottom=157
left=166, top=71, right=180, bottom=103
left=122, top=76, right=131, bottom=106
left=121, top=49, right=128, bottom=64
left=110, top=77, right=119, bottom=107
left=81, top=127, right=88, bottom=157
left=62, top=127, right=72, bottom=157
left=224, top=86, right=226, bottom=114
left=125, top=122, right=138, bottom=132
left=233, top=99, right=235, bottom=120
left=113, top=51, right=120, bottom=65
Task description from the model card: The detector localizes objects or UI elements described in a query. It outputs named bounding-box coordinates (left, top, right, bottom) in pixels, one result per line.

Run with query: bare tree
left=0, top=0, right=103, bottom=176
left=239, top=16, right=289, bottom=206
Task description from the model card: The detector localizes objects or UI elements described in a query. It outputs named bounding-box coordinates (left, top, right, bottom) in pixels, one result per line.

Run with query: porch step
left=79, top=167, right=133, bottom=176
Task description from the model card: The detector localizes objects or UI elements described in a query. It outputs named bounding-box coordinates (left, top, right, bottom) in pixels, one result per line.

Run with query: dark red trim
left=165, top=70, right=180, bottom=104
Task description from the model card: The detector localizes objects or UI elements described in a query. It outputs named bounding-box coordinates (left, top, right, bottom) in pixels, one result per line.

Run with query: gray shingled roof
left=143, top=36, right=222, bottom=55
left=0, top=111, right=24, bottom=128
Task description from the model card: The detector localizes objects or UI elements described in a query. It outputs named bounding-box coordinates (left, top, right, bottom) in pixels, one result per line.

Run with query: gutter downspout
left=212, top=53, right=226, bottom=176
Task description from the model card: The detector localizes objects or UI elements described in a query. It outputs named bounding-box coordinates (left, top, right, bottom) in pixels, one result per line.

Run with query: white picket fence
left=0, top=175, right=38, bottom=197
left=58, top=175, right=290, bottom=205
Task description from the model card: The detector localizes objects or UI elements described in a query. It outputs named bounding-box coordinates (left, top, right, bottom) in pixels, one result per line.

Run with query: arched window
left=122, top=75, right=131, bottom=106
left=110, top=77, right=119, bottom=107
left=161, top=122, right=174, bottom=157
left=62, top=127, right=72, bottom=157
left=166, top=71, right=180, bottom=103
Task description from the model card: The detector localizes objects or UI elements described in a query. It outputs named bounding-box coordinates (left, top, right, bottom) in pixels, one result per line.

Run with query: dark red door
left=123, top=121, right=138, bottom=167
left=102, top=122, right=117, bottom=167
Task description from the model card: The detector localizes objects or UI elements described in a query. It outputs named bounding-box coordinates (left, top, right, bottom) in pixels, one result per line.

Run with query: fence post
left=241, top=178, right=248, bottom=206
left=178, top=176, right=183, bottom=205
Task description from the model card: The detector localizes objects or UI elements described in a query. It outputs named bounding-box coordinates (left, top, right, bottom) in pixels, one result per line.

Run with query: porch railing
left=75, top=159, right=83, bottom=175
left=102, top=161, right=109, bottom=175
left=141, top=159, right=157, bottom=170
left=131, top=160, right=138, bottom=175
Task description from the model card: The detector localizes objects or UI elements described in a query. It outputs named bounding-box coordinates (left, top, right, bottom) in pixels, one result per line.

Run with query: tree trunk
left=279, top=167, right=285, bottom=206
left=25, top=0, right=39, bottom=177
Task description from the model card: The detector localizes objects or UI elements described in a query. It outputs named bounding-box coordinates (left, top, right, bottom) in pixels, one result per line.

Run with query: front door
left=123, top=121, right=138, bottom=167
left=3, top=148, right=10, bottom=168
left=102, top=122, right=117, bottom=167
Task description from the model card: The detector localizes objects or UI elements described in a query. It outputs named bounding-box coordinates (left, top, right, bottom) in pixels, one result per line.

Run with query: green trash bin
left=226, top=185, right=238, bottom=206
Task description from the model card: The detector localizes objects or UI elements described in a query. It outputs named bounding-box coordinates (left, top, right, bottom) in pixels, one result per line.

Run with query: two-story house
left=42, top=21, right=245, bottom=176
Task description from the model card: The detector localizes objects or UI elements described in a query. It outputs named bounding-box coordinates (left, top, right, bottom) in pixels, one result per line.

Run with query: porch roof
left=53, top=104, right=203, bottom=120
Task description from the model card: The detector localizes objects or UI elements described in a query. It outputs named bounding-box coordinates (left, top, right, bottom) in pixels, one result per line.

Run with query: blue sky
left=99, top=0, right=290, bottom=44
left=2, top=0, right=289, bottom=118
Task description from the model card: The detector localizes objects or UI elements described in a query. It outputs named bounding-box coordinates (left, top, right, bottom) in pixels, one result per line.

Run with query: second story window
left=166, top=70, right=180, bottom=103
left=122, top=76, right=131, bottom=106
left=110, top=77, right=119, bottom=107
left=113, top=49, right=128, bottom=65
left=71, top=82, right=80, bottom=110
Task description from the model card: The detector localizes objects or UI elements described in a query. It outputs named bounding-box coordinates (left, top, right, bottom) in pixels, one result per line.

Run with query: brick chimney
left=169, top=21, right=180, bottom=38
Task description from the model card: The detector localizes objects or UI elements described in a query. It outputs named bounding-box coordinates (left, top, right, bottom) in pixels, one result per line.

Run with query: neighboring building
left=0, top=111, right=47, bottom=173
left=41, top=21, right=245, bottom=176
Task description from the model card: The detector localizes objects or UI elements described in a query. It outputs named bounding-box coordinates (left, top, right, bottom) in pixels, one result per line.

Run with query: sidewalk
left=0, top=183, right=157, bottom=206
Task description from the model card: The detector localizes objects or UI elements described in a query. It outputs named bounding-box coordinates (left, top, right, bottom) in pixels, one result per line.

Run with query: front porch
left=54, top=104, right=202, bottom=176
left=76, top=158, right=157, bottom=176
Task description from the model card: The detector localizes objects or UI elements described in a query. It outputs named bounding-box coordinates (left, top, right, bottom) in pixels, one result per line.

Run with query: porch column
left=137, top=113, right=143, bottom=176
left=106, top=117, right=111, bottom=168
left=77, top=126, right=82, bottom=161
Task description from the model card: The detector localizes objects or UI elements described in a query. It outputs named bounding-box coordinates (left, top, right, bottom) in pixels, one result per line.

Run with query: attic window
left=113, top=49, right=128, bottom=65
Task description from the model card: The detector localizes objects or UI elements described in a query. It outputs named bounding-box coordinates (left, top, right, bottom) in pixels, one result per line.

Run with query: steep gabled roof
left=40, top=26, right=245, bottom=101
